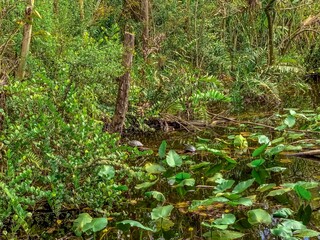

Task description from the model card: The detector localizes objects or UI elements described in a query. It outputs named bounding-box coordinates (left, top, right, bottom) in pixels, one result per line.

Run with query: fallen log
left=286, top=149, right=320, bottom=160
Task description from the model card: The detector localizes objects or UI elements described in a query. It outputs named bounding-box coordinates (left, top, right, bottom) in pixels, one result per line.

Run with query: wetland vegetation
left=1, top=0, right=320, bottom=239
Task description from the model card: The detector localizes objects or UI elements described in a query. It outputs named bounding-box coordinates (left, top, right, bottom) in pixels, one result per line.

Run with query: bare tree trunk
left=79, top=0, right=84, bottom=20
left=53, top=0, right=59, bottom=15
left=16, top=0, right=34, bottom=80
left=142, top=0, right=149, bottom=60
left=109, top=32, right=135, bottom=134
left=265, top=0, right=276, bottom=66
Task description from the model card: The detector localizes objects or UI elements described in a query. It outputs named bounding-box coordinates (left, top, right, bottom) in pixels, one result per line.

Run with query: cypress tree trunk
left=16, top=0, right=34, bottom=80
left=109, top=32, right=135, bottom=134
left=142, top=0, right=149, bottom=60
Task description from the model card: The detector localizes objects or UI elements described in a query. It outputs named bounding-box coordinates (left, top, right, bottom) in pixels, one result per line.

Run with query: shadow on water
left=125, top=127, right=320, bottom=240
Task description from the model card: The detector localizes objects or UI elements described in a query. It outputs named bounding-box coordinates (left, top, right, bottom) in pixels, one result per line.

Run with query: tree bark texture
left=109, top=32, right=135, bottom=134
left=142, top=0, right=149, bottom=60
left=79, top=0, right=84, bottom=20
left=53, top=0, right=59, bottom=15
left=265, top=0, right=276, bottom=66
left=16, top=0, right=34, bottom=80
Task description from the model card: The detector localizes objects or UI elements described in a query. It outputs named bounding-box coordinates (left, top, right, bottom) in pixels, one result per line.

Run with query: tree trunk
left=109, top=32, right=135, bottom=134
left=79, top=0, right=84, bottom=20
left=265, top=0, right=276, bottom=66
left=16, top=0, right=34, bottom=80
left=142, top=0, right=149, bottom=60
left=53, top=0, right=59, bottom=15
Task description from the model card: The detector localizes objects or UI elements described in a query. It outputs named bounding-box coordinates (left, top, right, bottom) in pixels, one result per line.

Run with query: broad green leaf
left=247, top=209, right=272, bottom=225
left=288, top=133, right=305, bottom=140
left=214, top=214, right=236, bottom=225
left=258, top=135, right=270, bottom=145
left=228, top=197, right=253, bottom=206
left=273, top=208, right=294, bottom=218
left=145, top=191, right=166, bottom=202
left=203, top=230, right=245, bottom=240
left=135, top=180, right=158, bottom=190
left=252, top=169, right=269, bottom=184
left=175, top=172, right=191, bottom=181
left=151, top=205, right=174, bottom=220
left=294, top=185, right=311, bottom=201
left=257, top=183, right=276, bottom=192
left=267, top=188, right=291, bottom=197
left=282, top=219, right=305, bottom=230
left=271, top=137, right=284, bottom=144
left=190, top=161, right=211, bottom=170
left=214, top=179, right=235, bottom=194
left=155, top=218, right=174, bottom=231
left=284, top=115, right=296, bottom=128
left=252, top=144, right=268, bottom=157
left=232, top=179, right=255, bottom=194
left=177, top=178, right=195, bottom=187
left=271, top=226, right=293, bottom=238
left=98, top=165, right=115, bottom=180
left=166, top=150, right=182, bottom=167
left=73, top=213, right=93, bottom=236
left=294, top=229, right=320, bottom=238
left=284, top=145, right=302, bottom=151
left=212, top=224, right=228, bottom=230
left=145, top=163, right=166, bottom=174
left=83, top=218, right=108, bottom=233
left=265, top=144, right=286, bottom=156
left=158, top=140, right=167, bottom=159
left=117, top=220, right=155, bottom=232
left=247, top=159, right=265, bottom=168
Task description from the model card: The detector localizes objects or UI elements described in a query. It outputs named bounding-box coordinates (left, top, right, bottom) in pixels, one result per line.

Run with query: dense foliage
left=0, top=0, right=320, bottom=239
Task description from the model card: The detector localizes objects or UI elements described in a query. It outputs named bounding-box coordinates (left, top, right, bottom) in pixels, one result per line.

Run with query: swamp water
left=122, top=127, right=320, bottom=240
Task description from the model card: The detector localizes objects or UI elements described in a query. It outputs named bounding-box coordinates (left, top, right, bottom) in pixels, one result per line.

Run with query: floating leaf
left=232, top=179, right=255, bottom=194
left=166, top=150, right=182, bottom=167
left=265, top=144, right=286, bottom=156
left=151, top=205, right=174, bottom=220
left=267, top=188, right=291, bottom=197
left=247, top=209, right=272, bottom=225
left=203, top=230, right=245, bottom=240
left=273, top=208, right=294, bottom=218
left=294, top=229, right=320, bottom=238
left=158, top=140, right=167, bottom=159
left=214, top=214, right=236, bottom=225
left=175, top=172, right=191, bottom=181
left=145, top=163, right=166, bottom=174
left=83, top=218, right=108, bottom=233
left=284, top=145, right=302, bottom=151
left=271, top=137, right=284, bottom=144
left=135, top=180, right=158, bottom=190
left=145, top=191, right=166, bottom=202
left=214, top=179, right=235, bottom=194
left=73, top=213, right=93, bottom=236
left=117, top=220, right=155, bottom=232
left=257, top=183, right=276, bottom=192
left=284, top=115, right=296, bottom=128
left=155, top=218, right=174, bottom=231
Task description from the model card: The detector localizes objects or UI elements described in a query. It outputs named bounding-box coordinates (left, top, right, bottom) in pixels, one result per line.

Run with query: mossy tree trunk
left=16, top=0, right=34, bottom=80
